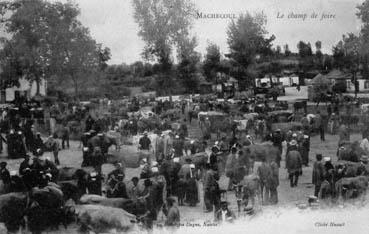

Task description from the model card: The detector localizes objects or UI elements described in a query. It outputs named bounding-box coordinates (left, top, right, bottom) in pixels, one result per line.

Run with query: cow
left=335, top=176, right=369, bottom=202
left=79, top=194, right=146, bottom=217
left=75, top=204, right=137, bottom=233
left=0, top=192, right=27, bottom=233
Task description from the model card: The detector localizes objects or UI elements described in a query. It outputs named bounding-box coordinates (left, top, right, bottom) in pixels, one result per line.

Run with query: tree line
left=1, top=0, right=369, bottom=100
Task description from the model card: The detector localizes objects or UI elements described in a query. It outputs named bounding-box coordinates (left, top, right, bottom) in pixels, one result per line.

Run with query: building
left=2, top=77, right=47, bottom=103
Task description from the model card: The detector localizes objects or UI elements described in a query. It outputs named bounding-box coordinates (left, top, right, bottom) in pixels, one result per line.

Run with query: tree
left=357, top=0, right=369, bottom=78
left=226, top=12, right=275, bottom=87
left=297, top=41, right=312, bottom=58
left=315, top=41, right=322, bottom=52
left=132, top=0, right=196, bottom=94
left=332, top=34, right=360, bottom=70
left=203, top=42, right=221, bottom=81
left=284, top=44, right=291, bottom=56
left=276, top=45, right=281, bottom=56
left=177, top=36, right=200, bottom=92
left=0, top=0, right=110, bottom=98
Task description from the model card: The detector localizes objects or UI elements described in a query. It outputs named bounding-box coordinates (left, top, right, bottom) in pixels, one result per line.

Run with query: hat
left=89, top=129, right=96, bottom=133
left=36, top=132, right=41, bottom=135
left=152, top=161, right=158, bottom=167
left=97, top=133, right=103, bottom=137
left=10, top=171, right=16, bottom=176
left=175, top=135, right=179, bottom=139
left=276, top=129, right=281, bottom=132
left=83, top=147, right=89, bottom=152
left=220, top=201, right=229, bottom=205
left=84, top=132, right=90, bottom=135
left=90, top=172, right=97, bottom=177
left=45, top=173, right=52, bottom=178
left=292, top=133, right=297, bottom=137
left=215, top=141, right=219, bottom=145
left=151, top=167, right=159, bottom=173
left=144, top=131, right=148, bottom=135
left=45, top=156, right=51, bottom=161
left=323, top=157, right=331, bottom=162
left=173, top=157, right=180, bottom=163
left=190, top=164, right=195, bottom=169
left=290, top=140, right=297, bottom=146
left=304, top=135, right=309, bottom=139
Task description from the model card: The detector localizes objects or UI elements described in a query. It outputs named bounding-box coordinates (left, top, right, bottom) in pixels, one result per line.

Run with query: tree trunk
left=71, top=74, right=79, bottom=101
left=36, top=78, right=40, bottom=95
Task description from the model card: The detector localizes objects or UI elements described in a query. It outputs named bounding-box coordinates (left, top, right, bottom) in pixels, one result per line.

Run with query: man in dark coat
left=286, top=140, right=302, bottom=187
left=300, top=134, right=310, bottom=166
left=312, top=154, right=324, bottom=197
left=209, top=145, right=220, bottom=172
left=203, top=164, right=220, bottom=212
left=172, top=135, right=184, bottom=158
left=270, top=129, right=284, bottom=167
left=85, top=115, right=95, bottom=132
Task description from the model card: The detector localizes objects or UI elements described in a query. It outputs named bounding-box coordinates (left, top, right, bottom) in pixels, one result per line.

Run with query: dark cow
left=0, top=192, right=27, bottom=233
left=335, top=176, right=368, bottom=201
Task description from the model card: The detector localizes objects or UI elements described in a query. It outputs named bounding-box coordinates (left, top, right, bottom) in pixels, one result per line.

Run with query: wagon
left=268, top=110, right=302, bottom=132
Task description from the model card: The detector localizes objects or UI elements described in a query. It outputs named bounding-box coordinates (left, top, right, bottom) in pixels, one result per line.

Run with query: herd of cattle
left=0, top=164, right=153, bottom=234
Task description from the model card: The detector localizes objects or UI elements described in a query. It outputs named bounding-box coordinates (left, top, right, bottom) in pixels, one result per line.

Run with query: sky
left=71, top=0, right=364, bottom=65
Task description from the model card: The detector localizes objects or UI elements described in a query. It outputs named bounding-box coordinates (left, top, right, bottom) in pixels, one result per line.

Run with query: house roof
left=311, top=73, right=331, bottom=85
left=324, top=69, right=352, bottom=80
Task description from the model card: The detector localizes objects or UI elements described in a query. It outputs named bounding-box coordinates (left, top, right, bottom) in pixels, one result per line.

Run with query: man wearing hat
left=110, top=173, right=128, bottom=199
left=107, top=162, right=126, bottom=195
left=85, top=115, right=95, bottom=132
left=203, top=163, right=220, bottom=212
left=312, top=154, right=325, bottom=197
left=286, top=140, right=302, bottom=187
left=270, top=129, right=284, bottom=167
left=300, top=134, right=310, bottom=167
left=215, top=201, right=236, bottom=223
left=33, top=132, right=44, bottom=155
left=209, top=144, right=220, bottom=172
left=172, top=134, right=185, bottom=158
left=178, top=158, right=198, bottom=206
left=139, top=131, right=152, bottom=164
left=80, top=132, right=91, bottom=149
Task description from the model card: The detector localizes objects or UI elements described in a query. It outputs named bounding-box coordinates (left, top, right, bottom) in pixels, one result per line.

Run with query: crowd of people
left=0, top=93, right=368, bottom=232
